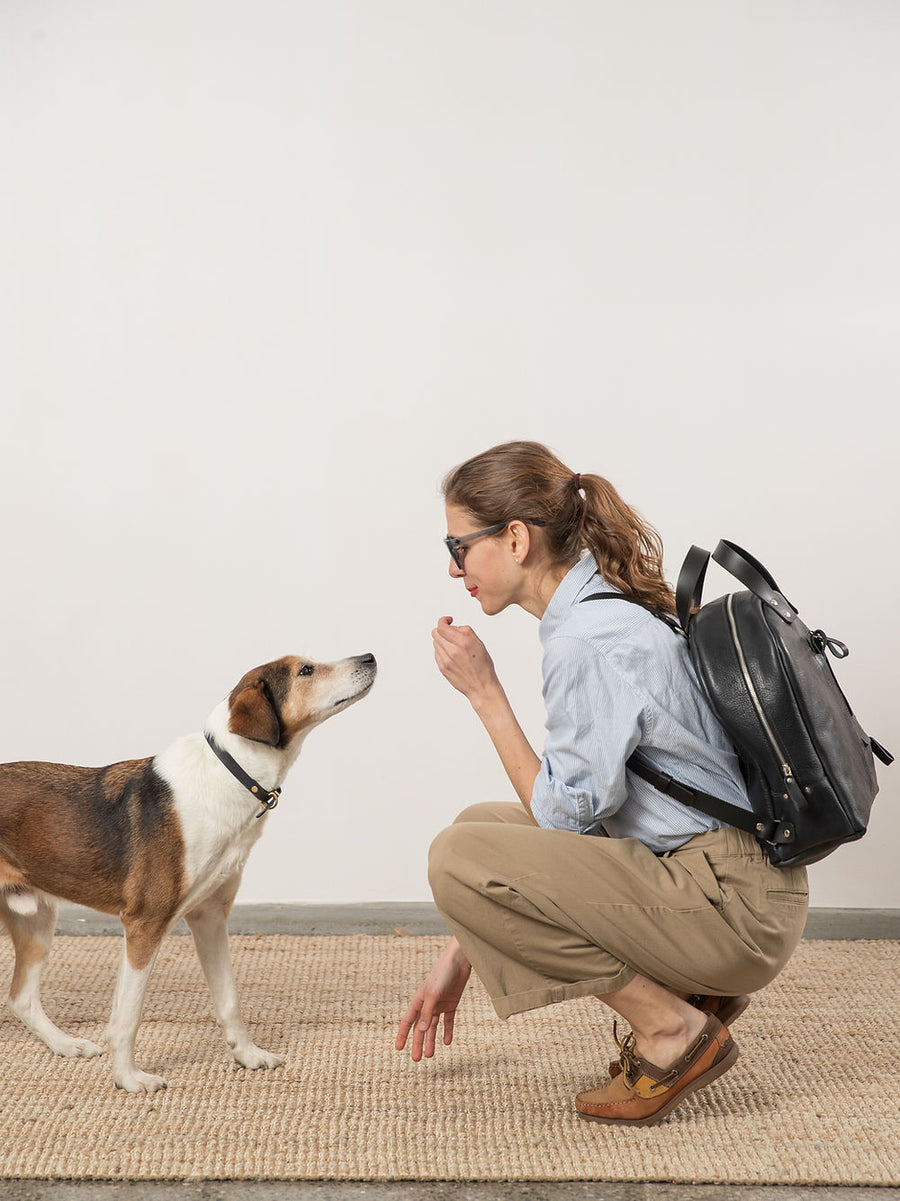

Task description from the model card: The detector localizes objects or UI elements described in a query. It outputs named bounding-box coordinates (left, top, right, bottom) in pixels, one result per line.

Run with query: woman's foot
left=606, top=993, right=749, bottom=1077
left=576, top=1015, right=739, bottom=1126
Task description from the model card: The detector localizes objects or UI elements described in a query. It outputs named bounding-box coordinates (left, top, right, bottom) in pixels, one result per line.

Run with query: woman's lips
left=467, top=586, right=479, bottom=597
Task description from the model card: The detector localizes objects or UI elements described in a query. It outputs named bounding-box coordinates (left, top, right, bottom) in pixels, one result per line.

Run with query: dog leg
left=184, top=888, right=284, bottom=1072
left=0, top=891, right=103, bottom=1060
left=106, top=928, right=167, bottom=1093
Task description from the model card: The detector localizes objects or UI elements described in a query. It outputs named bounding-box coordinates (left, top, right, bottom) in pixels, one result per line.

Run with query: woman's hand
left=395, top=937, right=473, bottom=1062
left=433, top=616, right=542, bottom=818
left=432, top=616, right=501, bottom=708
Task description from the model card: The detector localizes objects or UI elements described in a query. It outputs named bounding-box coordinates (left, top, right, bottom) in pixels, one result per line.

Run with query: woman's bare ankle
left=631, top=1004, right=708, bottom=1068
left=598, top=973, right=711, bottom=1069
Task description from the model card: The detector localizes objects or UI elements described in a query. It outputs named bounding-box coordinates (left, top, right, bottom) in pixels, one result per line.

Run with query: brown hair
left=442, top=440, right=676, bottom=616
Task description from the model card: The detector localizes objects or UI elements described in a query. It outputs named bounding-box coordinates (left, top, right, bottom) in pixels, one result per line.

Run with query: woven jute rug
left=0, top=933, right=896, bottom=1184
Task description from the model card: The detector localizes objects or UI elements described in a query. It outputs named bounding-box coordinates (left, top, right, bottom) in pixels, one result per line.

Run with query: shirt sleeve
left=529, top=633, right=646, bottom=834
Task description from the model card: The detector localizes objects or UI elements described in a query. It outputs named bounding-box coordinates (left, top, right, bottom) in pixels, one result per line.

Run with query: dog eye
left=298, top=664, right=315, bottom=677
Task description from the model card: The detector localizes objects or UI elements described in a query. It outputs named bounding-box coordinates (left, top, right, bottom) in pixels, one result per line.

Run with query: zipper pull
left=810, top=629, right=849, bottom=659
left=780, top=765, right=807, bottom=810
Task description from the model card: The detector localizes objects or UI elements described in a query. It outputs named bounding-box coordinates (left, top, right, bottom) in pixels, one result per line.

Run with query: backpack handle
left=676, top=540, right=797, bottom=631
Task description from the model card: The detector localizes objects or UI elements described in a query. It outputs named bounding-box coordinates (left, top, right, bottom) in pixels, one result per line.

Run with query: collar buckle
left=255, top=789, right=281, bottom=818
left=205, top=732, right=282, bottom=821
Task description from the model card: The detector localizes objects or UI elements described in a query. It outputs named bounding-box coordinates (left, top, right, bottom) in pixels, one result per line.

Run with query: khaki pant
left=428, top=803, right=809, bottom=1019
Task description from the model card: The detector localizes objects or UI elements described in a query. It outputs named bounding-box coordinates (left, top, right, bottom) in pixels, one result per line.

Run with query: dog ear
left=228, top=682, right=281, bottom=746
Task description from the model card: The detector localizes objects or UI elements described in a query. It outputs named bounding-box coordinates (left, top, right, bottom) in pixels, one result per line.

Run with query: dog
left=0, top=651, right=376, bottom=1092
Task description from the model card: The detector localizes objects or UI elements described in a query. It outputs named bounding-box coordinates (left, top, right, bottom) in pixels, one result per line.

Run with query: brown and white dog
left=0, top=651, right=376, bottom=1092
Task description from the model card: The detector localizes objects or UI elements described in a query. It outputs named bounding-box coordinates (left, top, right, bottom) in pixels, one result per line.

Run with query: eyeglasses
left=444, top=519, right=545, bottom=570
left=444, top=522, right=507, bottom=570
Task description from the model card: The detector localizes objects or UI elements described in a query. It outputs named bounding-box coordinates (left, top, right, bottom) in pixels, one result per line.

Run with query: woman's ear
left=507, top=521, right=532, bottom=564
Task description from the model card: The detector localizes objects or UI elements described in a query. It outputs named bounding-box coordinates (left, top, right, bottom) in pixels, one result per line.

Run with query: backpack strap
left=580, top=591, right=683, bottom=635
left=676, top=541, right=798, bottom=630
left=871, top=738, right=894, bottom=767
left=711, top=541, right=797, bottom=624
left=625, top=753, right=778, bottom=842
left=674, top=545, right=711, bottom=632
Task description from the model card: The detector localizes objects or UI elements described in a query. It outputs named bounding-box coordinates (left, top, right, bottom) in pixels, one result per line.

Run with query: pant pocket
left=765, top=863, right=809, bottom=907
left=766, top=888, right=809, bottom=906
left=674, top=848, right=730, bottom=909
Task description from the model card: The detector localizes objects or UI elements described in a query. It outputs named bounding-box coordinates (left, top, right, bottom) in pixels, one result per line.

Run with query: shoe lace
left=612, top=1020, right=682, bottom=1092
left=612, top=1020, right=641, bottom=1082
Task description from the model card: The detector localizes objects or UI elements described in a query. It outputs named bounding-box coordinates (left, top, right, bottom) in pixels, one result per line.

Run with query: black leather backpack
left=584, top=541, right=893, bottom=867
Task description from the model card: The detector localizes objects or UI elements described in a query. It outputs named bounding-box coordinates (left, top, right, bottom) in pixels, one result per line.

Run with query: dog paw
left=58, top=1036, right=103, bottom=1059
left=234, top=1045, right=284, bottom=1071
left=114, top=1070, right=168, bottom=1094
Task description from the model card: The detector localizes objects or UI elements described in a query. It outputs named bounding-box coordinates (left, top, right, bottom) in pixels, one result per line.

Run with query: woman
left=396, top=441, right=808, bottom=1127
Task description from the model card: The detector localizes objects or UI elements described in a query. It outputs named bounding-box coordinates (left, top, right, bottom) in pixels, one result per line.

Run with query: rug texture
left=0, top=933, right=896, bottom=1184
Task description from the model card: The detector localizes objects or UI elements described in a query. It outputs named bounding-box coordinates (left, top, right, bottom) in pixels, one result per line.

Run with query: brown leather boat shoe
left=576, top=1014, right=739, bottom=1127
left=606, top=993, right=748, bottom=1078
left=695, top=993, right=750, bottom=1027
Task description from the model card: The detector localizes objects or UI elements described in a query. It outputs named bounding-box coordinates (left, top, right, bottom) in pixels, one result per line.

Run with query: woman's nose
left=448, top=557, right=464, bottom=579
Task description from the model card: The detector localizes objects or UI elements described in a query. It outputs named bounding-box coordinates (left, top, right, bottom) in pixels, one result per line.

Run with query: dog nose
left=359, top=653, right=376, bottom=666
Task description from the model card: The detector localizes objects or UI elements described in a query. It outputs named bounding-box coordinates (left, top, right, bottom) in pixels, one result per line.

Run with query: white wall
left=2, top=0, right=897, bottom=907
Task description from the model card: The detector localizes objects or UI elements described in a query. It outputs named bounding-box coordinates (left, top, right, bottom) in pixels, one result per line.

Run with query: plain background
left=2, top=0, right=897, bottom=907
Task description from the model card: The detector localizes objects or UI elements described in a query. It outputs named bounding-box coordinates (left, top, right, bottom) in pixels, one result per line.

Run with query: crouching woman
left=396, top=440, right=808, bottom=1126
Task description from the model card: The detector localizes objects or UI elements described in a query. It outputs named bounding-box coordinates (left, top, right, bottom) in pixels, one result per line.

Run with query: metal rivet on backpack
left=756, top=822, right=765, bottom=833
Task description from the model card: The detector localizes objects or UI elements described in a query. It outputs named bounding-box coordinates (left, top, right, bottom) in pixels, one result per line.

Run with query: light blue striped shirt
left=530, top=554, right=752, bottom=852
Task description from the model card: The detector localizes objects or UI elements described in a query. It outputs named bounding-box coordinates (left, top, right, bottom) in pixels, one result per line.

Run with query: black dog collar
left=204, top=733, right=281, bottom=818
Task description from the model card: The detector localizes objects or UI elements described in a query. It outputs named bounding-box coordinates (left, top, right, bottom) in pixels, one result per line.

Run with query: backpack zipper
left=725, top=593, right=806, bottom=808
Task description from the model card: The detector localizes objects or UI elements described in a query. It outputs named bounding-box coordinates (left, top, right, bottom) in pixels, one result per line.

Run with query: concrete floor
left=0, top=1183, right=896, bottom=1200
left=4, top=903, right=896, bottom=1201
left=52, top=900, right=900, bottom=941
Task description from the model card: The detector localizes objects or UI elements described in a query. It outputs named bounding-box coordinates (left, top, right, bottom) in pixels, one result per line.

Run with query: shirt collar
left=540, top=553, right=608, bottom=643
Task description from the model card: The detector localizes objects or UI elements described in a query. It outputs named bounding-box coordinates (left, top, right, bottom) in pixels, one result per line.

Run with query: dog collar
left=204, top=733, right=281, bottom=819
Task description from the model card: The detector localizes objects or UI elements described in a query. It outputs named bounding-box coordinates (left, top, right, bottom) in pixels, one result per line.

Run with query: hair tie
left=574, top=473, right=582, bottom=489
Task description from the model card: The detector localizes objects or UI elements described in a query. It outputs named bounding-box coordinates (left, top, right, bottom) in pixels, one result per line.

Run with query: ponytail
left=576, top=473, right=675, bottom=616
